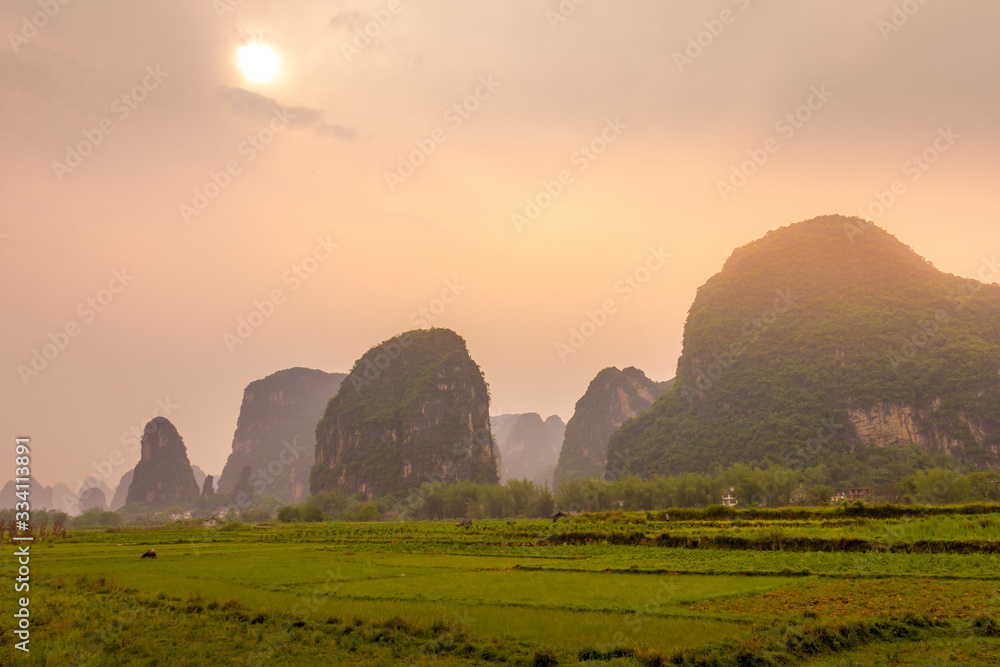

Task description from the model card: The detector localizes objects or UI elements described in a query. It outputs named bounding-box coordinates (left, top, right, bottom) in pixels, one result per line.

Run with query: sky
left=2, top=0, right=998, bottom=495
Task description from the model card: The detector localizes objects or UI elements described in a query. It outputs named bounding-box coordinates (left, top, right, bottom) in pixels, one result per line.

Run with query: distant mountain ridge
left=218, top=367, right=346, bottom=503
left=110, top=464, right=210, bottom=512
left=0, top=476, right=54, bottom=511
left=553, top=367, right=672, bottom=486
left=608, top=215, right=1000, bottom=488
left=491, top=413, right=565, bottom=485
left=126, top=417, right=200, bottom=507
left=312, top=329, right=499, bottom=499
left=0, top=476, right=119, bottom=515
left=109, top=470, right=133, bottom=511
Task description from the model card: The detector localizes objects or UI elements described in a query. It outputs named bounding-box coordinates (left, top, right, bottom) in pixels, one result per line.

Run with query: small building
left=169, top=513, right=182, bottom=521
left=182, top=510, right=193, bottom=520
left=832, top=488, right=873, bottom=504
left=722, top=487, right=738, bottom=507
left=202, top=518, right=216, bottom=528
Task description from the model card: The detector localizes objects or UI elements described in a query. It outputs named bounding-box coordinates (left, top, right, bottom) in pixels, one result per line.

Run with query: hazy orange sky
left=2, top=1, right=998, bottom=493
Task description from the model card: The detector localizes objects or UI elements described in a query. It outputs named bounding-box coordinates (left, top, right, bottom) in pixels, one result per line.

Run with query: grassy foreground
left=3, top=508, right=1000, bottom=665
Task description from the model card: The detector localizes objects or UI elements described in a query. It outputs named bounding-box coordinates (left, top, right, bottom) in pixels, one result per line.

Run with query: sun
left=237, top=42, right=281, bottom=84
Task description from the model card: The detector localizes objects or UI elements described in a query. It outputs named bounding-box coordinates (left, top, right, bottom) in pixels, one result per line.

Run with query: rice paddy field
left=4, top=506, right=1000, bottom=665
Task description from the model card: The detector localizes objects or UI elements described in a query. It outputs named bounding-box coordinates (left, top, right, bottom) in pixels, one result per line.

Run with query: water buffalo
left=140, top=548, right=157, bottom=559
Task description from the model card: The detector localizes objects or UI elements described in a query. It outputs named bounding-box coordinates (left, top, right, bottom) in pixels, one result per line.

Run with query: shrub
left=533, top=647, right=558, bottom=666
left=301, top=505, right=324, bottom=522
left=972, top=615, right=1000, bottom=637
left=240, top=509, right=271, bottom=523
left=276, top=506, right=302, bottom=523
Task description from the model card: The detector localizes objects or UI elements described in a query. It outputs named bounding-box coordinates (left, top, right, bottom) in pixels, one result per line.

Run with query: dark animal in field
left=552, top=512, right=569, bottom=522
left=140, top=549, right=157, bottom=559
left=456, top=519, right=473, bottom=527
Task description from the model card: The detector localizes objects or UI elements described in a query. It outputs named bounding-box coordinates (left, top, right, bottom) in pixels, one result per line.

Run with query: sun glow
left=237, top=42, right=281, bottom=84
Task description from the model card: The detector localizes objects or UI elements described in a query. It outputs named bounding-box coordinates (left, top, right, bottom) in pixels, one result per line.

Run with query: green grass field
left=3, top=509, right=1000, bottom=665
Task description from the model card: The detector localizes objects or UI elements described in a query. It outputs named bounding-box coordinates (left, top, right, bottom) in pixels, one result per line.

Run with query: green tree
left=301, top=505, right=324, bottom=522
left=276, top=506, right=302, bottom=522
left=804, top=484, right=835, bottom=506
left=505, top=479, right=539, bottom=516
left=357, top=505, right=380, bottom=521
left=240, top=508, right=271, bottom=522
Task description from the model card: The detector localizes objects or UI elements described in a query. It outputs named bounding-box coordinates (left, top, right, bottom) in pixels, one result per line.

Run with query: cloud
left=218, top=86, right=356, bottom=139
left=219, top=86, right=322, bottom=126
left=329, top=10, right=365, bottom=32
left=315, top=122, right=357, bottom=141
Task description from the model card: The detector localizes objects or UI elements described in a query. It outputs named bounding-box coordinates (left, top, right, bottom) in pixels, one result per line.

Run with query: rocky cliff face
left=490, top=414, right=519, bottom=453
left=109, top=470, right=132, bottom=511
left=112, top=465, right=204, bottom=511
left=125, top=417, right=200, bottom=507
left=312, top=328, right=499, bottom=499
left=191, top=465, right=208, bottom=491
left=608, top=215, right=1000, bottom=482
left=553, top=367, right=672, bottom=486
left=201, top=475, right=214, bottom=499
left=847, top=402, right=996, bottom=459
left=492, top=413, right=565, bottom=484
left=218, top=368, right=346, bottom=503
